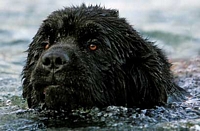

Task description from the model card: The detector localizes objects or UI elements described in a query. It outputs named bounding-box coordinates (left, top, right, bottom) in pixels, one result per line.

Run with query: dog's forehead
left=43, top=5, right=119, bottom=32
left=38, top=5, right=124, bottom=49
left=42, top=14, right=105, bottom=42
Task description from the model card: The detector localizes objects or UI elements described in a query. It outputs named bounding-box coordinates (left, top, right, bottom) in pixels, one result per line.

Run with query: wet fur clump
left=22, top=4, right=188, bottom=111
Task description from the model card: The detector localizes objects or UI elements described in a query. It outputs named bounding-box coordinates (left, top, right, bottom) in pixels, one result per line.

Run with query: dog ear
left=127, top=62, right=168, bottom=107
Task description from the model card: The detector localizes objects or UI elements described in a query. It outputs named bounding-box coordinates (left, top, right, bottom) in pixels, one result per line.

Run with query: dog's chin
left=43, top=85, right=60, bottom=95
left=36, top=85, right=74, bottom=110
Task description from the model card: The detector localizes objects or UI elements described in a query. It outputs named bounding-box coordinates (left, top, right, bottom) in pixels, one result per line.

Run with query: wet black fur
left=22, top=4, right=187, bottom=110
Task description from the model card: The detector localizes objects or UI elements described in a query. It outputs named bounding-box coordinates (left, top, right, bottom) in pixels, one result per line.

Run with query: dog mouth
left=43, top=85, right=60, bottom=95
left=38, top=84, right=61, bottom=104
left=34, top=80, right=79, bottom=110
left=38, top=84, right=65, bottom=109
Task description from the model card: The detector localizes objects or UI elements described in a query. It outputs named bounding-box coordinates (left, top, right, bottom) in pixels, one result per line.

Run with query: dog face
left=22, top=5, right=186, bottom=111
left=22, top=5, right=131, bottom=110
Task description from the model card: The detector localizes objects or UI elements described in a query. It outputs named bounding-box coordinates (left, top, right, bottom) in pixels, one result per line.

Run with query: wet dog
left=22, top=4, right=188, bottom=111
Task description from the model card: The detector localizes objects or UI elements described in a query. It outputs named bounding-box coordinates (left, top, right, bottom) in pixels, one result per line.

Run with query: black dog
left=22, top=4, right=187, bottom=110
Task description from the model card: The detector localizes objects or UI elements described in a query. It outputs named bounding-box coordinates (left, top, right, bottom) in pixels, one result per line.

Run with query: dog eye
left=45, top=43, right=50, bottom=49
left=41, top=41, right=50, bottom=50
left=88, top=39, right=99, bottom=51
left=89, top=44, right=97, bottom=51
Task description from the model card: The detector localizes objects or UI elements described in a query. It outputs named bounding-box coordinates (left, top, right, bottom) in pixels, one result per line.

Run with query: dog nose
left=42, top=52, right=69, bottom=70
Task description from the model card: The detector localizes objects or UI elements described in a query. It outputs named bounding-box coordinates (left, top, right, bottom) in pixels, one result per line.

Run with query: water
left=0, top=0, right=200, bottom=130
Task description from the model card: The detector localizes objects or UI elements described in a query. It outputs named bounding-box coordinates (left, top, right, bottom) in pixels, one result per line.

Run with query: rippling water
left=0, top=0, right=200, bottom=130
